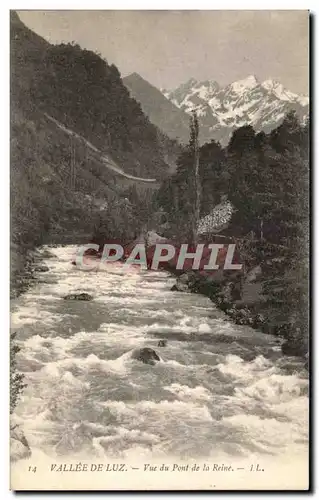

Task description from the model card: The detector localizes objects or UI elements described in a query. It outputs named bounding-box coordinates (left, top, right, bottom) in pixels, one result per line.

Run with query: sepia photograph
left=10, top=9, right=309, bottom=491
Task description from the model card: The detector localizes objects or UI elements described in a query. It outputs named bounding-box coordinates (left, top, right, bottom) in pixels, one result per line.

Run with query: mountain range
left=124, top=73, right=309, bottom=145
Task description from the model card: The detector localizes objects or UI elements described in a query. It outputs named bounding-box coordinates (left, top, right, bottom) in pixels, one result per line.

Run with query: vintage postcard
left=10, top=10, right=309, bottom=490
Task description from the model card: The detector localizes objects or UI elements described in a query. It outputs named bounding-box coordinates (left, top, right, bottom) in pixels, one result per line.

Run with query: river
left=10, top=245, right=309, bottom=489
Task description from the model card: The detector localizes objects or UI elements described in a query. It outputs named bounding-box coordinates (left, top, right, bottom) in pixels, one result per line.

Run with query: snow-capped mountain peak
left=262, top=79, right=280, bottom=91
left=262, top=79, right=309, bottom=106
left=163, top=75, right=309, bottom=145
left=229, top=75, right=258, bottom=93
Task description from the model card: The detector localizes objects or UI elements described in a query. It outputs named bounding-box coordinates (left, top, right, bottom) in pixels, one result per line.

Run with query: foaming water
left=11, top=245, right=308, bottom=466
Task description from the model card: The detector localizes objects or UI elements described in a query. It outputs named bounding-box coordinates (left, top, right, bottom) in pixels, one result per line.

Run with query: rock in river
left=158, top=340, right=167, bottom=347
left=64, top=293, right=93, bottom=301
left=131, top=347, right=160, bottom=365
left=34, top=265, right=49, bottom=273
left=171, top=272, right=197, bottom=293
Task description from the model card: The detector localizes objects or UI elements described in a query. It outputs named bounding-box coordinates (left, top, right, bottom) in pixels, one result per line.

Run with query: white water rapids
left=10, top=245, right=309, bottom=489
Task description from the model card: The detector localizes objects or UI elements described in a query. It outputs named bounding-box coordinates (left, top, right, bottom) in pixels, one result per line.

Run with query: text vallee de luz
left=49, top=462, right=264, bottom=473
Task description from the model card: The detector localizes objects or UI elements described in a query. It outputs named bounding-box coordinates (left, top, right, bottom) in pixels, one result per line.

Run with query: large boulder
left=281, top=327, right=308, bottom=357
left=63, top=293, right=93, bottom=301
left=34, top=265, right=49, bottom=273
left=171, top=272, right=199, bottom=293
left=145, top=231, right=168, bottom=246
left=171, top=276, right=191, bottom=293
left=131, top=347, right=160, bottom=365
left=124, top=231, right=168, bottom=259
left=11, top=425, right=31, bottom=462
left=281, top=339, right=308, bottom=357
left=40, top=249, right=55, bottom=259
left=158, top=340, right=167, bottom=347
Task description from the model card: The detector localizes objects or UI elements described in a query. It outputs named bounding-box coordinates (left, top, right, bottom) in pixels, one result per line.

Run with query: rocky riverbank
left=10, top=245, right=56, bottom=465
left=170, top=268, right=308, bottom=361
left=10, top=245, right=54, bottom=299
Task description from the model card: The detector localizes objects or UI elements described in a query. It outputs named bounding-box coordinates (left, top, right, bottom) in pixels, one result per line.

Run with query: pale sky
left=17, top=10, right=309, bottom=94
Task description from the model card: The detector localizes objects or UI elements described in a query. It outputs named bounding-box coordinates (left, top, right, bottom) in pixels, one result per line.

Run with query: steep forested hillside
left=11, top=12, right=181, bottom=251
left=11, top=11, right=177, bottom=180
left=124, top=72, right=191, bottom=144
